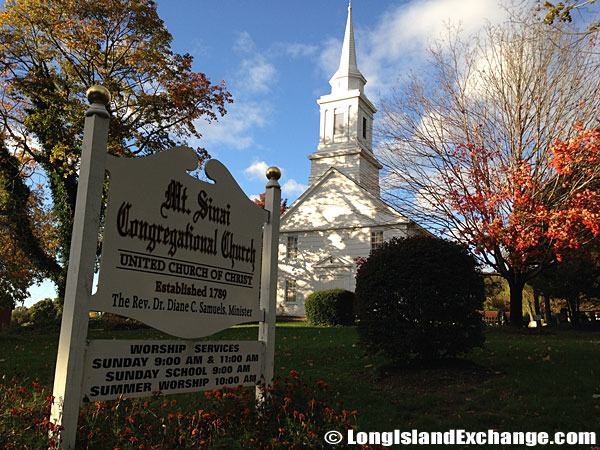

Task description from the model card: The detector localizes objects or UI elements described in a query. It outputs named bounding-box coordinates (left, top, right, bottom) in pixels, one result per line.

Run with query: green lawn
left=1, top=324, right=599, bottom=447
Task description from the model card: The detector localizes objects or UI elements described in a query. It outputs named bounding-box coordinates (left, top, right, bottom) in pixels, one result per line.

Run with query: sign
left=81, top=339, right=263, bottom=402
left=91, top=147, right=268, bottom=338
left=50, top=89, right=280, bottom=450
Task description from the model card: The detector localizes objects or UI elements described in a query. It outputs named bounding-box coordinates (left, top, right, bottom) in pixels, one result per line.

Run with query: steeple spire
left=329, top=0, right=366, bottom=92
left=310, top=0, right=380, bottom=194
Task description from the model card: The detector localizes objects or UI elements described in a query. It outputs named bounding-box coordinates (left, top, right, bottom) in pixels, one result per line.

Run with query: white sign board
left=91, top=148, right=268, bottom=338
left=82, top=339, right=263, bottom=402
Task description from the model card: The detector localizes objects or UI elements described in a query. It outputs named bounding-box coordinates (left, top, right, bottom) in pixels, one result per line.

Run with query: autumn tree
left=377, top=11, right=600, bottom=326
left=253, top=192, right=288, bottom=215
left=0, top=152, right=58, bottom=309
left=0, top=0, right=232, bottom=299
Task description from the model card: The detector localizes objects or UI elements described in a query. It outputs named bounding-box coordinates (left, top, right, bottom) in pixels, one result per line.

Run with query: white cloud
left=282, top=42, right=319, bottom=58
left=244, top=161, right=270, bottom=180
left=319, top=0, right=508, bottom=97
left=244, top=166, right=306, bottom=197
left=237, top=58, right=278, bottom=94
left=318, top=36, right=342, bottom=83
left=193, top=101, right=270, bottom=151
left=189, top=38, right=209, bottom=57
left=282, top=178, right=307, bottom=197
left=193, top=30, right=283, bottom=150
left=234, top=31, right=256, bottom=54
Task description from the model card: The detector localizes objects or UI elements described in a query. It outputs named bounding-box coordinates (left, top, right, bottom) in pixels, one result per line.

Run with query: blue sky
left=24, top=0, right=560, bottom=305
left=155, top=0, right=513, bottom=201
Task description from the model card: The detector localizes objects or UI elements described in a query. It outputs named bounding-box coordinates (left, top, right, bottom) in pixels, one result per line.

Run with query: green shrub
left=102, top=312, right=148, bottom=331
left=28, top=298, right=61, bottom=329
left=305, top=288, right=355, bottom=326
left=355, top=235, right=485, bottom=364
left=10, top=306, right=31, bottom=327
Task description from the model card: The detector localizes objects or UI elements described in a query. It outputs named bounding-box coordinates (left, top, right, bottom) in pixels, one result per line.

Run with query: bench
left=479, top=310, right=502, bottom=326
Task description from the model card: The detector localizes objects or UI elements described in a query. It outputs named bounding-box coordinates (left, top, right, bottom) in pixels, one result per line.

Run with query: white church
left=276, top=3, right=421, bottom=316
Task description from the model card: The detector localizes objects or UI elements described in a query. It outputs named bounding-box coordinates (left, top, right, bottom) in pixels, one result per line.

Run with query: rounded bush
left=28, top=298, right=61, bottom=328
left=355, top=235, right=485, bottom=363
left=305, top=288, right=355, bottom=326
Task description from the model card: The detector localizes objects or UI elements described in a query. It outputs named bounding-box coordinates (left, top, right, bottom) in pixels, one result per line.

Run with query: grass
left=1, top=323, right=599, bottom=448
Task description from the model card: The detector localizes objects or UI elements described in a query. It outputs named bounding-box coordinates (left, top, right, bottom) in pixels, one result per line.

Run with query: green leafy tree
left=28, top=297, right=62, bottom=328
left=0, top=151, right=58, bottom=310
left=0, top=0, right=232, bottom=300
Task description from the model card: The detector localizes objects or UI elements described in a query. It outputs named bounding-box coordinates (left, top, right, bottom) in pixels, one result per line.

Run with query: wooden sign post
left=257, top=167, right=281, bottom=403
left=50, top=86, right=111, bottom=449
left=50, top=86, right=280, bottom=449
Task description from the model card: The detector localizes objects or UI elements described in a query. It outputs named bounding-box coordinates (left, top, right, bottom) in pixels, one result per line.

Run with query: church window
left=287, top=236, right=298, bottom=260
left=334, top=112, right=345, bottom=135
left=362, top=117, right=367, bottom=139
left=371, top=230, right=383, bottom=253
left=285, top=279, right=297, bottom=303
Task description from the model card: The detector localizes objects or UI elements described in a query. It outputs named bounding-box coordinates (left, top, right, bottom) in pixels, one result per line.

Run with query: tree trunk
left=0, top=309, right=11, bottom=334
left=567, top=296, right=578, bottom=326
left=544, top=293, right=552, bottom=326
left=533, top=288, right=541, bottom=327
left=508, top=280, right=525, bottom=327
left=533, top=289, right=541, bottom=316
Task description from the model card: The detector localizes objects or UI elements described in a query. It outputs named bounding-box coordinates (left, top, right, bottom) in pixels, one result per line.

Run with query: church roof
left=280, top=167, right=410, bottom=233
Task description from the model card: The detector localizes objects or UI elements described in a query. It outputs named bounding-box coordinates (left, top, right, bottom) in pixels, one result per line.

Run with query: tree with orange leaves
left=0, top=0, right=232, bottom=300
left=378, top=10, right=600, bottom=326
left=253, top=192, right=288, bottom=215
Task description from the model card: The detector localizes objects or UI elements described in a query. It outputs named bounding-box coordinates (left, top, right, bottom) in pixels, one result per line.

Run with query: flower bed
left=0, top=371, right=373, bottom=449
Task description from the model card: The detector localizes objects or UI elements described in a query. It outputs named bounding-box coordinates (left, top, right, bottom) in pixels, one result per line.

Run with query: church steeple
left=308, top=1, right=381, bottom=196
left=329, top=1, right=366, bottom=94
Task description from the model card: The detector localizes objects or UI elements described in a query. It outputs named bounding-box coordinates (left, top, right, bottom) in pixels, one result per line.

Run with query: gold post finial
left=86, top=85, right=111, bottom=105
left=266, top=166, right=281, bottom=181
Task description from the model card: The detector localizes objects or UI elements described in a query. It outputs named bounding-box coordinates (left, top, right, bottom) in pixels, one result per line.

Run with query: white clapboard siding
left=276, top=169, right=410, bottom=316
